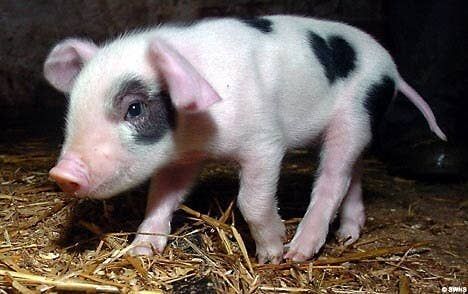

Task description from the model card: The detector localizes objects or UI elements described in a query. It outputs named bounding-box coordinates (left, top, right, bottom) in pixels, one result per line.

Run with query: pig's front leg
left=129, top=163, right=200, bottom=255
left=237, top=149, right=286, bottom=264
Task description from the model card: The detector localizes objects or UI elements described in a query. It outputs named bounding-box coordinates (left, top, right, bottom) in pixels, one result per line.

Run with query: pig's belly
left=281, top=112, right=331, bottom=148
left=278, top=89, right=336, bottom=148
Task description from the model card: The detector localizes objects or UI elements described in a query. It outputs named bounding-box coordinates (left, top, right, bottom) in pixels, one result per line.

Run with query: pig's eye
left=126, top=102, right=144, bottom=119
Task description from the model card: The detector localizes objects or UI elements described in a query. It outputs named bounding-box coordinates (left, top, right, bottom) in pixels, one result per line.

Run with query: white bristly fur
left=44, top=15, right=446, bottom=263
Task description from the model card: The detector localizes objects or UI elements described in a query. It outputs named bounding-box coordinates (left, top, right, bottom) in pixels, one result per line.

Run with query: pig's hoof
left=250, top=218, right=286, bottom=264
left=257, top=245, right=283, bottom=264
left=283, top=249, right=308, bottom=262
left=255, top=232, right=285, bottom=264
left=128, top=244, right=155, bottom=256
left=336, top=219, right=362, bottom=245
left=128, top=234, right=167, bottom=256
left=284, top=231, right=327, bottom=262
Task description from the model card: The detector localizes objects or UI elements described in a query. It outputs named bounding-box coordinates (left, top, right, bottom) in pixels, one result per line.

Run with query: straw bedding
left=0, top=133, right=466, bottom=293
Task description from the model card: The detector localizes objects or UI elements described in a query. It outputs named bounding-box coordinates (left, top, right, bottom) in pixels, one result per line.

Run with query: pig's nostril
left=56, top=179, right=81, bottom=194
left=50, top=172, right=82, bottom=193
left=69, top=182, right=80, bottom=190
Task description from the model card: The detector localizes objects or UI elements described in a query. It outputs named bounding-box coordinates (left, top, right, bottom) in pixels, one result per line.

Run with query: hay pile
left=0, top=136, right=464, bottom=293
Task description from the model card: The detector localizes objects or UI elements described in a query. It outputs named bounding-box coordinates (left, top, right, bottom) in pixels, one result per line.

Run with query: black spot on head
left=132, top=91, right=176, bottom=145
left=363, top=75, right=396, bottom=137
left=113, top=77, right=176, bottom=145
left=240, top=17, right=273, bottom=33
left=308, top=31, right=356, bottom=84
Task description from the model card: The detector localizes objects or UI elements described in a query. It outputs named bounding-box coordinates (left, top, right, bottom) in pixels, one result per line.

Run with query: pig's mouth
left=86, top=175, right=127, bottom=199
left=49, top=155, right=128, bottom=199
left=49, top=149, right=139, bottom=199
left=50, top=144, right=165, bottom=199
left=83, top=165, right=145, bottom=199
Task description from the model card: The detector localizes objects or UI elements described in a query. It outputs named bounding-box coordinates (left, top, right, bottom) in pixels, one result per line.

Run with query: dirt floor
left=0, top=121, right=466, bottom=293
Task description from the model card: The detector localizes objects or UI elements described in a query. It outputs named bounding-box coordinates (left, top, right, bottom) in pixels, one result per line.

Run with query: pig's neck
left=172, top=111, right=217, bottom=162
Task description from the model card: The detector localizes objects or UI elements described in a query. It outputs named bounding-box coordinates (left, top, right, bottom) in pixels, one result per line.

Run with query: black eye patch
left=116, top=78, right=148, bottom=97
left=126, top=101, right=144, bottom=119
left=131, top=91, right=176, bottom=144
left=113, top=77, right=176, bottom=145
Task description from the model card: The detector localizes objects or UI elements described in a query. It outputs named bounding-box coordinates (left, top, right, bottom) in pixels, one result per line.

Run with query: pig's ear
left=148, top=38, right=221, bottom=112
left=43, top=38, right=98, bottom=93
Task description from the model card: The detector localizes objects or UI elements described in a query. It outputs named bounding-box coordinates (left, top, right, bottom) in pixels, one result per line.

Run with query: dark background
left=1, top=0, right=467, bottom=175
left=0, top=0, right=388, bottom=117
left=0, top=2, right=466, bottom=291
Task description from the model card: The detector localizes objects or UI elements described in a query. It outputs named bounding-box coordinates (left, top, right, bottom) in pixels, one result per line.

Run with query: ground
left=0, top=121, right=466, bottom=293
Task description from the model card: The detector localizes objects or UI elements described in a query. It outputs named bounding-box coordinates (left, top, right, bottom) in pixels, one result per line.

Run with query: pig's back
left=159, top=16, right=397, bottom=151
left=260, top=16, right=398, bottom=147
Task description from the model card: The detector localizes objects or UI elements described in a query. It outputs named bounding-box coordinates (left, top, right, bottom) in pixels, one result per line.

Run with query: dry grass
left=0, top=136, right=466, bottom=293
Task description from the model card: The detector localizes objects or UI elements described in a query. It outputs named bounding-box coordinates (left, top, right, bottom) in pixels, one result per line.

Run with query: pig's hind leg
left=237, top=146, right=286, bottom=264
left=285, top=109, right=370, bottom=261
left=336, top=159, right=365, bottom=245
left=130, top=162, right=200, bottom=256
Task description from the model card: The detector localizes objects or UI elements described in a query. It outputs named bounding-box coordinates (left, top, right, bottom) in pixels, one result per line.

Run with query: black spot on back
left=240, top=17, right=273, bottom=33
left=364, top=75, right=396, bottom=137
left=308, top=31, right=356, bottom=84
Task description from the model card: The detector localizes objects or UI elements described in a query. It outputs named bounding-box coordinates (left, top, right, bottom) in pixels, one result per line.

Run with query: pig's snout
left=49, top=153, right=90, bottom=195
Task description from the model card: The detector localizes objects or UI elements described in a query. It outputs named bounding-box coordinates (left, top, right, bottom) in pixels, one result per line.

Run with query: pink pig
left=44, top=16, right=446, bottom=263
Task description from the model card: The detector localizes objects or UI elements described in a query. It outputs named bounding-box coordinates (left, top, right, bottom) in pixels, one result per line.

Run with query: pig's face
left=59, top=75, right=177, bottom=199
left=43, top=36, right=221, bottom=199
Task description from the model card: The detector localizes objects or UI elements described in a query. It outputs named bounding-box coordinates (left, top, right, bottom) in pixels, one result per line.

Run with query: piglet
left=44, top=15, right=446, bottom=263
